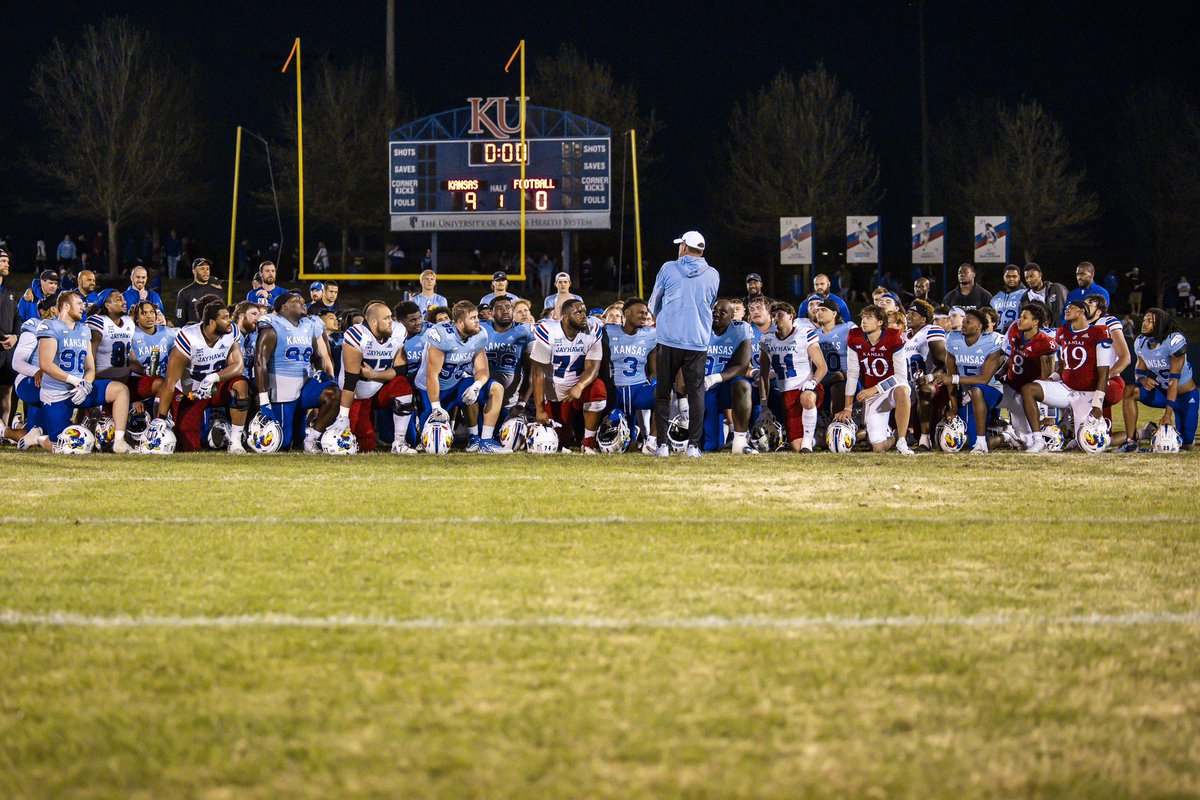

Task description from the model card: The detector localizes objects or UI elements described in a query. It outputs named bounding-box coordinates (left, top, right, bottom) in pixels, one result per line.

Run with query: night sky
left=1, top=0, right=1196, bottom=281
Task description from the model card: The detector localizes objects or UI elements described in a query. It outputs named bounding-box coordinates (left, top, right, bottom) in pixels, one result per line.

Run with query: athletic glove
left=148, top=417, right=172, bottom=436
left=70, top=380, right=92, bottom=406
left=427, top=403, right=450, bottom=424
left=703, top=374, right=723, bottom=391
left=461, top=380, right=484, bottom=406
left=801, top=378, right=817, bottom=392
left=256, top=400, right=277, bottom=424
left=194, top=373, right=219, bottom=399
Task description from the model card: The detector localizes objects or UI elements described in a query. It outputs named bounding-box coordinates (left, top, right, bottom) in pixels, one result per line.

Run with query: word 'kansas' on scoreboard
left=390, top=137, right=610, bottom=231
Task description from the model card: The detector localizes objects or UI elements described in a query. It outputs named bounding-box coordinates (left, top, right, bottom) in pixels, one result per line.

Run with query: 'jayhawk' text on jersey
left=1056, top=323, right=1114, bottom=392
left=946, top=330, right=1003, bottom=384
left=606, top=324, right=657, bottom=387
left=761, top=326, right=819, bottom=391
left=416, top=321, right=488, bottom=392
left=263, top=315, right=320, bottom=402
left=530, top=317, right=604, bottom=398
left=342, top=322, right=407, bottom=399
left=173, top=324, right=239, bottom=393
left=86, top=314, right=136, bottom=374
left=482, top=320, right=535, bottom=381
left=131, top=325, right=176, bottom=378
left=36, top=318, right=91, bottom=403
left=1136, top=331, right=1193, bottom=389
left=706, top=320, right=752, bottom=376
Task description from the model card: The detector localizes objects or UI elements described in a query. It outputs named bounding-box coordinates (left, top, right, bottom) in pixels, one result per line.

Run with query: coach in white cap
left=648, top=230, right=720, bottom=458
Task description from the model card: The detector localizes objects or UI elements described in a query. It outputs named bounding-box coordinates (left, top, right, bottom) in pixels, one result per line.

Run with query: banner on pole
left=911, top=216, right=945, bottom=264
left=846, top=216, right=880, bottom=264
left=780, top=217, right=813, bottom=265
left=974, top=216, right=1009, bottom=263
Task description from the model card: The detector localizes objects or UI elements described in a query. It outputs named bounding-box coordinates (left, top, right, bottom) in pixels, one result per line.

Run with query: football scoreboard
left=389, top=135, right=612, bottom=231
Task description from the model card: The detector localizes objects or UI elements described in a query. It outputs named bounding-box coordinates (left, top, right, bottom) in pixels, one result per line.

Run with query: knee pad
left=391, top=395, right=415, bottom=415
left=230, top=394, right=251, bottom=411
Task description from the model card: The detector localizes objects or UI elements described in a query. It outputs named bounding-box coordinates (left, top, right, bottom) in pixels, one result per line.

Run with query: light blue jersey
left=606, top=323, right=657, bottom=387
left=131, top=325, right=176, bottom=377
left=946, top=330, right=1003, bottom=384
left=816, top=322, right=855, bottom=375
left=747, top=324, right=774, bottom=377
left=415, top=321, right=488, bottom=391
left=706, top=320, right=752, bottom=376
left=299, top=315, right=327, bottom=376
left=1136, top=331, right=1193, bottom=388
left=990, top=288, right=1027, bottom=333
left=481, top=320, right=534, bottom=378
left=403, top=325, right=428, bottom=381
left=36, top=318, right=91, bottom=403
left=263, top=315, right=318, bottom=402
left=412, top=292, right=448, bottom=316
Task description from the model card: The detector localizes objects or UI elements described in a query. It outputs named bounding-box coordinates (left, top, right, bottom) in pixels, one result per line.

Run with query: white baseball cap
left=673, top=231, right=705, bottom=250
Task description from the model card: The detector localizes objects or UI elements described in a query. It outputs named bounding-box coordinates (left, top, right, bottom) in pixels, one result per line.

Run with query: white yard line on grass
left=1, top=609, right=1197, bottom=631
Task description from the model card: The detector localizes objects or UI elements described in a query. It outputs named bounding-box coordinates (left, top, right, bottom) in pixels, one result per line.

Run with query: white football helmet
left=89, top=414, right=115, bottom=451
left=936, top=416, right=968, bottom=452
left=1040, top=424, right=1066, bottom=452
left=125, top=411, right=151, bottom=446
left=666, top=414, right=690, bottom=452
left=207, top=419, right=234, bottom=450
left=526, top=423, right=560, bottom=454
left=596, top=410, right=631, bottom=454
left=54, top=424, right=96, bottom=455
left=1077, top=415, right=1110, bottom=454
left=750, top=412, right=784, bottom=452
left=247, top=415, right=283, bottom=454
left=321, top=425, right=359, bottom=455
left=1152, top=423, right=1183, bottom=453
left=138, top=420, right=176, bottom=455
left=826, top=420, right=857, bottom=454
left=421, top=420, right=453, bottom=455
left=498, top=417, right=528, bottom=452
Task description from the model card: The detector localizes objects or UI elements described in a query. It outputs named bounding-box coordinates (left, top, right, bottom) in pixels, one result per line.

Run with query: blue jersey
left=747, top=324, right=774, bottom=377
left=946, top=331, right=1003, bottom=384
left=706, top=320, right=752, bottom=376
left=990, top=288, right=1027, bottom=333
left=403, top=326, right=427, bottom=381
left=299, top=315, right=326, bottom=376
left=415, top=321, right=488, bottom=391
left=1136, top=331, right=1193, bottom=389
left=130, top=325, right=176, bottom=377
left=412, top=292, right=448, bottom=316
left=816, top=322, right=855, bottom=375
left=606, top=323, right=657, bottom=387
left=262, top=315, right=318, bottom=402
left=481, top=320, right=534, bottom=377
left=36, top=318, right=91, bottom=402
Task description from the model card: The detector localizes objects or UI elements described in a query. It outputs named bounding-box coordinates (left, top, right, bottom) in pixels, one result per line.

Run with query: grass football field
left=2, top=445, right=1199, bottom=799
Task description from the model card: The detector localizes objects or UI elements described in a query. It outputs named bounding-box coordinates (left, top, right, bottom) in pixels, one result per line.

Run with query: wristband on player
left=1049, top=371, right=1060, bottom=382
left=1167, top=372, right=1182, bottom=380
left=1091, top=390, right=1105, bottom=409
left=337, top=406, right=350, bottom=419
left=1135, top=369, right=1151, bottom=379
left=257, top=392, right=270, bottom=407
left=709, top=373, right=724, bottom=386
left=470, top=379, right=484, bottom=392
left=951, top=374, right=960, bottom=385
left=342, top=370, right=360, bottom=392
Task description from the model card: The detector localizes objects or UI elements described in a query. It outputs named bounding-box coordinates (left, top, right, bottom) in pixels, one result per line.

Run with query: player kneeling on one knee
left=759, top=302, right=827, bottom=452
left=835, top=304, right=913, bottom=454
left=934, top=308, right=1005, bottom=454
left=1121, top=308, right=1197, bottom=451
left=530, top=299, right=607, bottom=453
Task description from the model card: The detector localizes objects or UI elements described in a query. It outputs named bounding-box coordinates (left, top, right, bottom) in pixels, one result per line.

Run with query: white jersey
left=12, top=318, right=42, bottom=388
left=340, top=322, right=405, bottom=400
left=530, top=316, right=604, bottom=399
left=86, top=313, right=136, bottom=375
left=760, top=325, right=818, bottom=391
left=902, top=324, right=947, bottom=379
left=173, top=323, right=238, bottom=393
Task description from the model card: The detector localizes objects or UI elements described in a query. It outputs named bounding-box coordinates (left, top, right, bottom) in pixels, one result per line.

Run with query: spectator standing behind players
left=649, top=230, right=721, bottom=458
left=803, top=273, right=851, bottom=324
left=0, top=249, right=19, bottom=424
left=1022, top=263, right=1068, bottom=325
left=122, top=265, right=164, bottom=315
left=542, top=272, right=583, bottom=317
left=411, top=270, right=448, bottom=316
left=56, top=235, right=76, bottom=266
left=990, top=265, right=1028, bottom=334
left=176, top=258, right=224, bottom=326
left=1126, top=267, right=1145, bottom=315
left=18, top=270, right=60, bottom=324
left=481, top=271, right=520, bottom=306
left=245, top=261, right=287, bottom=308
left=1066, top=262, right=1110, bottom=317
left=75, top=270, right=99, bottom=305
left=943, top=263, right=993, bottom=310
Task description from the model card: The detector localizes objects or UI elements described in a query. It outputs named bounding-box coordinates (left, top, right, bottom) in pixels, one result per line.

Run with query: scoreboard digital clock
left=389, top=136, right=611, bottom=231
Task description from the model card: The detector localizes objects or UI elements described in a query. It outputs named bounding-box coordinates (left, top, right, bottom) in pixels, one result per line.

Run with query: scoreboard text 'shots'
left=389, top=102, right=612, bottom=232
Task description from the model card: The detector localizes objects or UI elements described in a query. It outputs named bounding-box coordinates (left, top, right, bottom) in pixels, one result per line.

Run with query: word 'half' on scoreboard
left=389, top=102, right=612, bottom=232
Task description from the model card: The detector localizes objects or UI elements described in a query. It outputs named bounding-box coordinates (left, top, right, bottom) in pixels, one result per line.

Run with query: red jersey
left=1055, top=323, right=1113, bottom=392
left=1004, top=324, right=1056, bottom=390
left=847, top=327, right=905, bottom=389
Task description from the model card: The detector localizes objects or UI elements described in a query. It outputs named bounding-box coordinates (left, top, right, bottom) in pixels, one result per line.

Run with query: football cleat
left=421, top=420, right=453, bottom=455
left=1152, top=424, right=1183, bottom=453
left=228, top=438, right=248, bottom=455
left=654, top=443, right=670, bottom=457
left=1115, top=439, right=1139, bottom=453
left=527, top=423, right=560, bottom=454
left=498, top=417, right=529, bottom=452
left=466, top=434, right=481, bottom=453
left=53, top=424, right=95, bottom=455
left=936, top=417, right=967, bottom=452
left=1077, top=416, right=1110, bottom=454
left=10, top=412, right=24, bottom=431
left=391, top=439, right=419, bottom=455
left=303, top=427, right=322, bottom=454
left=596, top=410, right=631, bottom=454
left=735, top=444, right=760, bottom=455
left=476, top=437, right=510, bottom=454
left=641, top=435, right=659, bottom=455
left=826, top=420, right=858, bottom=454
left=895, top=439, right=915, bottom=456
left=18, top=426, right=44, bottom=451
left=685, top=445, right=702, bottom=459
left=580, top=436, right=600, bottom=455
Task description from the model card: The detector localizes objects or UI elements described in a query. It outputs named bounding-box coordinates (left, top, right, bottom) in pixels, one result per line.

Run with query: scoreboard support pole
left=630, top=129, right=644, bottom=297
left=227, top=126, right=243, bottom=306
